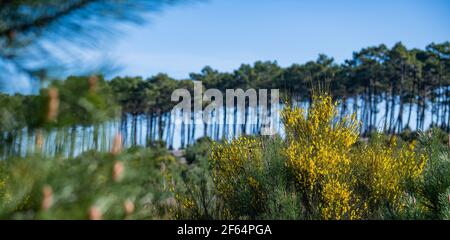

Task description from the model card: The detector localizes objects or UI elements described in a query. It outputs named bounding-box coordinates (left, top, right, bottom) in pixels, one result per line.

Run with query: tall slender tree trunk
left=233, top=103, right=238, bottom=138
left=191, top=114, right=196, bottom=144
left=69, top=126, right=76, bottom=157
left=389, top=83, right=396, bottom=133
left=383, top=92, right=389, bottom=133
left=223, top=105, right=227, bottom=139
left=406, top=80, right=415, bottom=129
left=158, top=113, right=164, bottom=141
left=133, top=114, right=138, bottom=145
left=243, top=102, right=249, bottom=135
left=181, top=110, right=186, bottom=148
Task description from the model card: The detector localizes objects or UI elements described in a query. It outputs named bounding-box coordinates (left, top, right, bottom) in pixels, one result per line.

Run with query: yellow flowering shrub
left=320, top=179, right=362, bottom=220
left=0, top=174, right=10, bottom=204
left=282, top=94, right=361, bottom=219
left=205, top=93, right=429, bottom=220
left=210, top=137, right=264, bottom=217
left=352, top=136, right=427, bottom=214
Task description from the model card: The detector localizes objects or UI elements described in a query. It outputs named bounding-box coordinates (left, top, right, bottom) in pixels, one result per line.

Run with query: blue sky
left=111, top=0, right=450, bottom=79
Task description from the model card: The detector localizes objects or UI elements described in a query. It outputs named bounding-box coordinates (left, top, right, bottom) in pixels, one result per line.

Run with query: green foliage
left=0, top=146, right=183, bottom=219
left=185, top=137, right=212, bottom=165
left=177, top=136, right=303, bottom=220
left=0, top=75, right=119, bottom=132
left=173, top=166, right=225, bottom=220
left=437, top=188, right=450, bottom=219
left=49, top=75, right=119, bottom=127
left=110, top=74, right=184, bottom=116
left=256, top=136, right=304, bottom=220
left=0, top=93, right=27, bottom=132
left=173, top=137, right=225, bottom=220
left=413, top=128, right=450, bottom=219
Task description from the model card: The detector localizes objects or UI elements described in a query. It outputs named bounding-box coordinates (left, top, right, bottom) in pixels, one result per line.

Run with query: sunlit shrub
left=280, top=93, right=430, bottom=219
left=282, top=94, right=361, bottom=219
left=352, top=135, right=427, bottom=218
left=209, top=136, right=265, bottom=218
left=177, top=135, right=303, bottom=220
